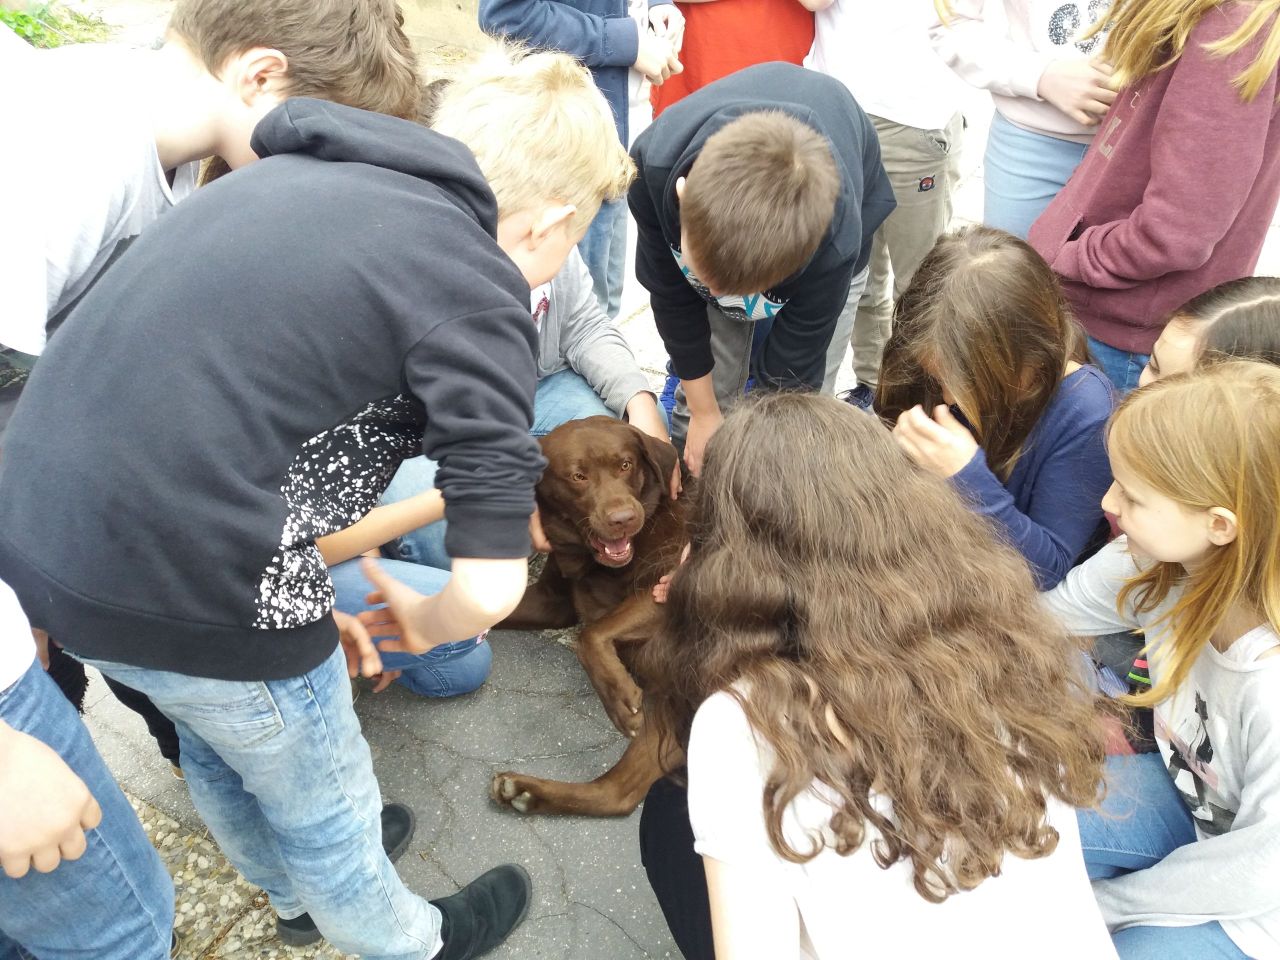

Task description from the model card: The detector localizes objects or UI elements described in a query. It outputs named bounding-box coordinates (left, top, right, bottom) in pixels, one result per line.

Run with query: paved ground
left=47, top=1, right=1280, bottom=956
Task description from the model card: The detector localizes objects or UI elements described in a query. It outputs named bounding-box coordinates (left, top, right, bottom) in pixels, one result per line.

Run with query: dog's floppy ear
left=634, top=428, right=679, bottom=499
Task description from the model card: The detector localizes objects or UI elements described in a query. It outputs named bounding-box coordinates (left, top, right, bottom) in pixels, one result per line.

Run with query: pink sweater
left=1029, top=4, right=1280, bottom=355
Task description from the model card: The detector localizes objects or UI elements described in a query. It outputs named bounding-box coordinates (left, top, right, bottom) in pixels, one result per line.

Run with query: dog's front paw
left=601, top=677, right=644, bottom=738
left=490, top=772, right=540, bottom=814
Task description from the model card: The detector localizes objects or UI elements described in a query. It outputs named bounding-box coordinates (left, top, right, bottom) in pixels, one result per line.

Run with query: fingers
left=529, top=507, right=552, bottom=554
left=58, top=826, right=88, bottom=864
left=338, top=609, right=383, bottom=680
left=668, top=462, right=682, bottom=501
left=357, top=609, right=403, bottom=637
left=1, top=852, right=30, bottom=879
left=30, top=844, right=62, bottom=874
left=1089, top=55, right=1114, bottom=76
left=80, top=794, right=102, bottom=832
left=371, top=670, right=401, bottom=694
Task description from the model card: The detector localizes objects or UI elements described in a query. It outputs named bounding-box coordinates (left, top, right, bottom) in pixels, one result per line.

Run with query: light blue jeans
left=329, top=557, right=491, bottom=698
left=0, top=660, right=174, bottom=960
left=1078, top=754, right=1249, bottom=959
left=82, top=646, right=440, bottom=960
left=984, top=111, right=1090, bottom=240
left=1088, top=335, right=1150, bottom=395
left=577, top=198, right=627, bottom=318
left=383, top=368, right=624, bottom=569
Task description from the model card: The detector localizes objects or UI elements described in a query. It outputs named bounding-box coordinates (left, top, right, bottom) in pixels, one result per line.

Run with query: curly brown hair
left=638, top=393, right=1109, bottom=902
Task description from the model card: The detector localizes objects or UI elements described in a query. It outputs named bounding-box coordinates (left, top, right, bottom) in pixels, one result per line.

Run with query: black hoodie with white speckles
left=0, top=98, right=545, bottom=681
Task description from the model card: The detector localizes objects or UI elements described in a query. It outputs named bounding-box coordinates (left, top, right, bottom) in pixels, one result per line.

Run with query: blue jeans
left=329, top=557, right=491, bottom=697
left=984, top=111, right=1090, bottom=240
left=82, top=646, right=440, bottom=960
left=1088, top=336, right=1149, bottom=394
left=577, top=198, right=627, bottom=318
left=0, top=661, right=174, bottom=960
left=383, top=369, right=625, bottom=569
left=1078, top=754, right=1248, bottom=960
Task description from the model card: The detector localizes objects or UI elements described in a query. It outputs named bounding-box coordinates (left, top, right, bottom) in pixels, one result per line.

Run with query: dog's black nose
left=606, top=507, right=637, bottom=528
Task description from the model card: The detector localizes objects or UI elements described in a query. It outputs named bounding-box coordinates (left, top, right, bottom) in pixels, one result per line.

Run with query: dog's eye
left=620, top=459, right=633, bottom=472
left=570, top=472, right=587, bottom=483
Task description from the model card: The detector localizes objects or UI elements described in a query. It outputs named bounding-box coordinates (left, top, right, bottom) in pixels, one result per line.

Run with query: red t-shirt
left=651, top=0, right=815, bottom=117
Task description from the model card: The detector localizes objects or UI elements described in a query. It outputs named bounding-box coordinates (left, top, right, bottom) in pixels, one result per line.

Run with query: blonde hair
left=1094, top=0, right=1280, bottom=102
left=1108, top=361, right=1280, bottom=708
left=431, top=44, right=635, bottom=229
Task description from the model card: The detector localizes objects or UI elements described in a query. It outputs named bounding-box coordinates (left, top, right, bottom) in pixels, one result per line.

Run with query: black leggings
left=639, top=775, right=715, bottom=960
left=45, top=642, right=182, bottom=766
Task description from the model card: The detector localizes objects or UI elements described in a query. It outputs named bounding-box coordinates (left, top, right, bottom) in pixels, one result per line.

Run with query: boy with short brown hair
left=630, top=62, right=896, bottom=475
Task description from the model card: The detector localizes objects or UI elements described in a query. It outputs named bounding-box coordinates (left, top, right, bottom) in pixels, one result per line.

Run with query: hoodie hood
left=251, top=97, right=499, bottom=234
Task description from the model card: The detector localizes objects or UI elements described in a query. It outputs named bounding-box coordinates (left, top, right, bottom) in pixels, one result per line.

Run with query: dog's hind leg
left=496, top=558, right=577, bottom=630
left=490, top=724, right=679, bottom=817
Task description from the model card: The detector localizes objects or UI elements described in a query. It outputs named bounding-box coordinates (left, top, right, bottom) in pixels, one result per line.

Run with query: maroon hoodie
left=1030, top=4, right=1280, bottom=355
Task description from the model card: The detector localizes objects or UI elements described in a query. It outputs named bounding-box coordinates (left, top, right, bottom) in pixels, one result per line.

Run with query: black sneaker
left=429, top=864, right=533, bottom=960
left=274, top=802, right=418, bottom=947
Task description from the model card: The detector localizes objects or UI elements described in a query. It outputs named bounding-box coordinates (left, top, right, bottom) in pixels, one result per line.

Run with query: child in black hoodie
left=0, top=50, right=632, bottom=960
left=630, top=62, right=896, bottom=475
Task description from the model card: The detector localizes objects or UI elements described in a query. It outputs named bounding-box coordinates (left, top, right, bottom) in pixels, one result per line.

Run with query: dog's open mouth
left=588, top=535, right=634, bottom=568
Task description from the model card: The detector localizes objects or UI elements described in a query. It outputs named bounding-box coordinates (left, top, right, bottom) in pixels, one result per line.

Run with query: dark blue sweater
left=478, top=0, right=670, bottom=146
left=950, top=365, right=1114, bottom=589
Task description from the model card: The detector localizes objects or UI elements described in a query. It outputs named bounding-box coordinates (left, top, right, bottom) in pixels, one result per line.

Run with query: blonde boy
left=0, top=48, right=629, bottom=960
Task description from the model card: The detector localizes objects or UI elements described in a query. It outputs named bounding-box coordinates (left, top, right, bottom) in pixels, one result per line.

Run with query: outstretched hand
left=356, top=557, right=437, bottom=657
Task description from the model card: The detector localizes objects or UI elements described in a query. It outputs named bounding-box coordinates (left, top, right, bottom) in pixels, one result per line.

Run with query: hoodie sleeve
left=752, top=255, right=856, bottom=391
left=404, top=304, right=546, bottom=559
left=929, top=0, right=1055, bottom=101
left=479, top=0, right=640, bottom=69
left=629, top=154, right=715, bottom=380
left=554, top=252, right=653, bottom=415
left=1047, top=12, right=1279, bottom=289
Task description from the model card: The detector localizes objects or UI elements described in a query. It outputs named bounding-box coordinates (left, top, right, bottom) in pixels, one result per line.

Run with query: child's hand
left=0, top=723, right=102, bottom=879
left=653, top=542, right=691, bottom=603
left=635, top=29, right=682, bottom=86
left=1037, top=56, right=1116, bottom=126
left=647, top=5, right=685, bottom=54
left=530, top=505, right=552, bottom=554
left=357, top=559, right=435, bottom=655
left=892, top=405, right=979, bottom=478
left=334, top=608, right=383, bottom=680
left=683, top=408, right=723, bottom=478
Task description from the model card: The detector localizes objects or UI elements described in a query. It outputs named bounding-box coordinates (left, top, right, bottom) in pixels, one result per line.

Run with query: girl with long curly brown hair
left=637, top=392, right=1114, bottom=960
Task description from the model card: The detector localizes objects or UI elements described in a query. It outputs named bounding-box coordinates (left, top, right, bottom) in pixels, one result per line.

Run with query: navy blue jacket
left=951, top=364, right=1115, bottom=589
left=478, top=0, right=670, bottom=145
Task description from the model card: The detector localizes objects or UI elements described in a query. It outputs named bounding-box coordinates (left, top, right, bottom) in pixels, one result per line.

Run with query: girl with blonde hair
left=1046, top=360, right=1280, bottom=959
left=638, top=392, right=1115, bottom=960
left=1030, top=1, right=1280, bottom=392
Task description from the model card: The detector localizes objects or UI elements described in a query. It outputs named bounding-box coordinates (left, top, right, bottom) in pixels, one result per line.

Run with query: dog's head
left=536, top=416, right=679, bottom=569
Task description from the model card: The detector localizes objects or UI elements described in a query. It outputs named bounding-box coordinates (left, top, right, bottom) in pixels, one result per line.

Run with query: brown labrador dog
left=490, top=416, right=684, bottom=816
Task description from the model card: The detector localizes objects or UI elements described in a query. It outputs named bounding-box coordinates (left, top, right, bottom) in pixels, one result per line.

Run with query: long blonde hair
left=1095, top=0, right=1280, bottom=101
left=1109, top=361, right=1280, bottom=708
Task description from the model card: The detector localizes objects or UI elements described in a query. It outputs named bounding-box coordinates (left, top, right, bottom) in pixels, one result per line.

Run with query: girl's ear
left=1207, top=506, right=1239, bottom=547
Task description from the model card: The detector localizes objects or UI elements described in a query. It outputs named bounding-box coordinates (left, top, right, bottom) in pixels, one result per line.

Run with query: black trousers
left=639, top=775, right=716, bottom=960
left=45, top=642, right=182, bottom=766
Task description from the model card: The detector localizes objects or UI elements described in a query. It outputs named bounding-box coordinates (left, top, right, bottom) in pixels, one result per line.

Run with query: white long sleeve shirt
left=1045, top=539, right=1280, bottom=960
